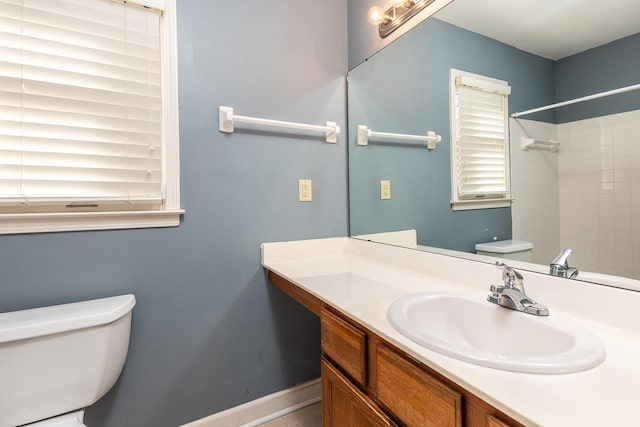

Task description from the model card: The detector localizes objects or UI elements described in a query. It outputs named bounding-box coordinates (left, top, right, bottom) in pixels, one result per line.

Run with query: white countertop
left=261, top=237, right=640, bottom=427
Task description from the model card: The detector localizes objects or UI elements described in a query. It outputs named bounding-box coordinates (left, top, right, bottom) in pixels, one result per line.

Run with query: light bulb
left=367, top=6, right=387, bottom=25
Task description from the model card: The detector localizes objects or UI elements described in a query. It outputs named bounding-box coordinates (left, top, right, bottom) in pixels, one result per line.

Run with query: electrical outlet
left=298, top=179, right=312, bottom=202
left=380, top=180, right=391, bottom=200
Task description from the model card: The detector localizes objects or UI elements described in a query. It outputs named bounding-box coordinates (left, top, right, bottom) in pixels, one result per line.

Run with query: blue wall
left=348, top=18, right=555, bottom=253
left=555, top=33, right=640, bottom=123
left=0, top=1, right=348, bottom=426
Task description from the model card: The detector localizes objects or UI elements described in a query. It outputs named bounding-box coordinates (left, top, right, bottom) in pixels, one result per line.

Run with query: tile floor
left=257, top=402, right=322, bottom=427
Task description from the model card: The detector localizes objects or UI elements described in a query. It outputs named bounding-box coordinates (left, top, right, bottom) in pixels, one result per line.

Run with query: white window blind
left=0, top=0, right=164, bottom=212
left=450, top=70, right=511, bottom=209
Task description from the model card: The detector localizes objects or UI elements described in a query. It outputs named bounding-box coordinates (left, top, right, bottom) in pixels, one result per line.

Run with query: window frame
left=0, top=0, right=183, bottom=234
left=449, top=68, right=512, bottom=211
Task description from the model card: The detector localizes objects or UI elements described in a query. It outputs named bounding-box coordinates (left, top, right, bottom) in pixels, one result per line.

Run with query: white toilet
left=475, top=239, right=534, bottom=262
left=0, top=294, right=136, bottom=427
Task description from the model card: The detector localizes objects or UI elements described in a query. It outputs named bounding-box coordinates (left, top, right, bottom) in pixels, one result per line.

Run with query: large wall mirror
left=348, top=0, right=640, bottom=291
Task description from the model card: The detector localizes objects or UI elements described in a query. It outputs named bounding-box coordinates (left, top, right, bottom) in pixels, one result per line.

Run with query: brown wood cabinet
left=374, top=343, right=462, bottom=427
left=267, top=270, right=524, bottom=427
left=486, top=415, right=514, bottom=427
left=322, top=358, right=397, bottom=427
left=321, top=308, right=368, bottom=388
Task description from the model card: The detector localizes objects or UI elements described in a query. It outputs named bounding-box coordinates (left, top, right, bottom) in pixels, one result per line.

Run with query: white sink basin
left=388, top=292, right=605, bottom=374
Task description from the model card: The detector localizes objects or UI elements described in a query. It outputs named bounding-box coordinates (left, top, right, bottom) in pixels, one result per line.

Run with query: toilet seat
left=25, top=411, right=86, bottom=427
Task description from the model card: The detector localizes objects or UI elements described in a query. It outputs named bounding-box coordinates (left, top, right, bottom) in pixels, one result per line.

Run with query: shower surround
left=510, top=109, right=640, bottom=280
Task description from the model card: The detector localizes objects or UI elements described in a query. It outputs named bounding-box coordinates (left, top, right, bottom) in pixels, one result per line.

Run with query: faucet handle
left=495, top=262, right=523, bottom=289
left=552, top=248, right=573, bottom=268
left=549, top=248, right=578, bottom=278
left=489, top=263, right=548, bottom=316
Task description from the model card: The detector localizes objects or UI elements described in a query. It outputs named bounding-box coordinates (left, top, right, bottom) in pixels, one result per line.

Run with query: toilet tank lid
left=0, top=294, right=135, bottom=344
left=475, top=239, right=533, bottom=253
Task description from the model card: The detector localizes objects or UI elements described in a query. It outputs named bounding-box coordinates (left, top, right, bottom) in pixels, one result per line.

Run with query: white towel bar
left=356, top=125, right=441, bottom=150
left=218, top=106, right=339, bottom=143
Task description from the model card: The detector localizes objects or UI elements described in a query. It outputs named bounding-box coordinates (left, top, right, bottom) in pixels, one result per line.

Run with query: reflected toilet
left=475, top=239, right=534, bottom=262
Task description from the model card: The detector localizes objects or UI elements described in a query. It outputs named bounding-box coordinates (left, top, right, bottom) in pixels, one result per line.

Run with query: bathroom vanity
left=269, top=270, right=520, bottom=426
left=262, top=237, right=640, bottom=427
left=323, top=298, right=519, bottom=426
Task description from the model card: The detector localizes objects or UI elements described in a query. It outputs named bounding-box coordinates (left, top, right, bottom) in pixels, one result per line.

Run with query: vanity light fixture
left=368, top=0, right=436, bottom=38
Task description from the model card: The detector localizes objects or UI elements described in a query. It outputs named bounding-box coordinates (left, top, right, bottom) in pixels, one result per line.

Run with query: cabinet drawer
left=321, top=308, right=367, bottom=388
left=487, top=415, right=516, bottom=427
left=322, top=358, right=397, bottom=427
left=374, top=344, right=462, bottom=427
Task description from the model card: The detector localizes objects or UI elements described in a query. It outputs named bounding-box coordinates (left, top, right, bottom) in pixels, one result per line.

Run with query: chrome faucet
left=487, top=262, right=549, bottom=316
left=550, top=248, right=578, bottom=278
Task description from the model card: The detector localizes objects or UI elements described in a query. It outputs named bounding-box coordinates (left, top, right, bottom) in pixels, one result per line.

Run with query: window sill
left=0, top=210, right=185, bottom=235
left=450, top=199, right=513, bottom=211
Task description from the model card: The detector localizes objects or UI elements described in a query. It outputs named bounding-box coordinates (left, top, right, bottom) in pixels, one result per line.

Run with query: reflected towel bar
left=521, top=137, right=561, bottom=152
left=357, top=125, right=441, bottom=150
left=218, top=106, right=340, bottom=143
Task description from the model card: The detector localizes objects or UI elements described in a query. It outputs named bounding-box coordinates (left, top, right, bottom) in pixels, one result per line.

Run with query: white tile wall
left=510, top=111, right=640, bottom=280
left=557, top=109, right=640, bottom=280
left=510, top=118, right=561, bottom=265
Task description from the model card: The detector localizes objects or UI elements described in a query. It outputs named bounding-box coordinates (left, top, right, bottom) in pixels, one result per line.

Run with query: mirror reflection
left=348, top=0, right=640, bottom=290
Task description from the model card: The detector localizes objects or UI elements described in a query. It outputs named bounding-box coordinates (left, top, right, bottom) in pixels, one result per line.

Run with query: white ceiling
left=434, top=0, right=640, bottom=60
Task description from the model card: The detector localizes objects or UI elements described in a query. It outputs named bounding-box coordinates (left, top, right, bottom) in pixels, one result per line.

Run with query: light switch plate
left=380, top=180, right=391, bottom=200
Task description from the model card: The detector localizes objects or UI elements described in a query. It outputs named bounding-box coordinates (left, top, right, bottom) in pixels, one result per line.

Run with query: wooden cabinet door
left=322, top=358, right=397, bottom=427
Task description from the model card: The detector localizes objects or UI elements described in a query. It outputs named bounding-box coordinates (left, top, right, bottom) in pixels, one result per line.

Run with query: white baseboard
left=180, top=378, right=322, bottom=427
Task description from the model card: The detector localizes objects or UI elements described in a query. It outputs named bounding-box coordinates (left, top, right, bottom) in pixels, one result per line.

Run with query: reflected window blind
left=454, top=75, right=510, bottom=200
left=0, top=0, right=163, bottom=210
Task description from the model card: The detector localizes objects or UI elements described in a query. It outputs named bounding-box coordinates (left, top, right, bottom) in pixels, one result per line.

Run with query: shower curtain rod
left=511, top=83, right=640, bottom=118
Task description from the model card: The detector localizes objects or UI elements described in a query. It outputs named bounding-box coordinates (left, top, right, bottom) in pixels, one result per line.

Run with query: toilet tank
left=0, top=295, right=136, bottom=427
left=475, top=239, right=534, bottom=262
